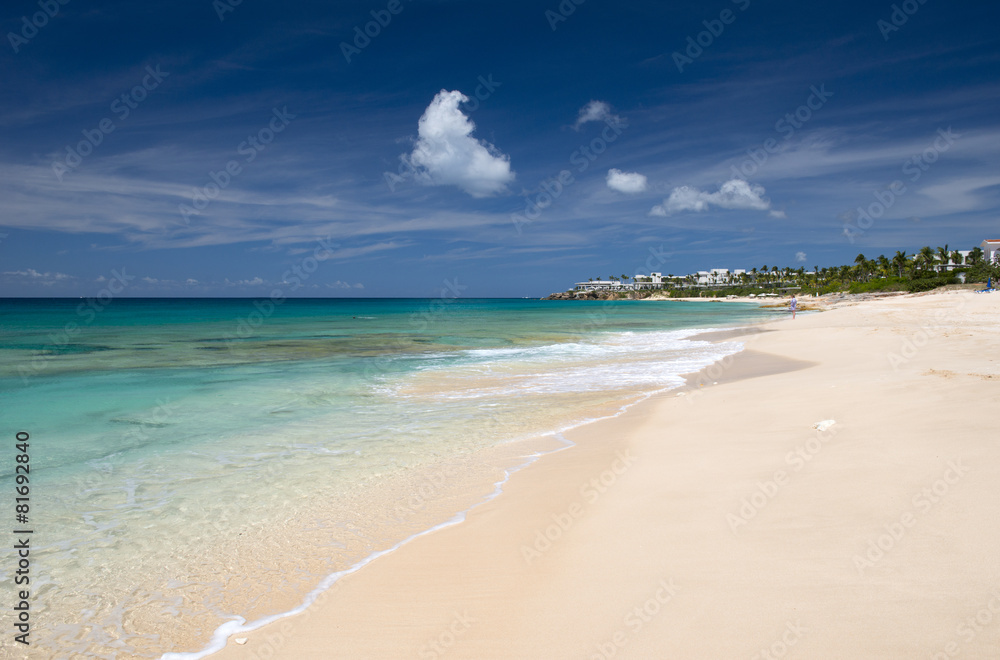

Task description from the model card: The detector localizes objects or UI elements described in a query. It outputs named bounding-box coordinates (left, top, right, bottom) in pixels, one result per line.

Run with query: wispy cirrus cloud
left=2, top=268, right=73, bottom=285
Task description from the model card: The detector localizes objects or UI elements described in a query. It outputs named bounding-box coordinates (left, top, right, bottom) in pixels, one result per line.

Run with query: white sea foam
left=392, top=329, right=742, bottom=399
left=159, top=326, right=746, bottom=659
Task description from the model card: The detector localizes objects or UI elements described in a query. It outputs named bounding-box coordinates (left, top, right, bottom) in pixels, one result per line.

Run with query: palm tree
left=877, top=255, right=891, bottom=278
left=892, top=251, right=908, bottom=277
left=866, top=259, right=878, bottom=281
left=936, top=245, right=950, bottom=273
left=854, top=253, right=867, bottom=282
left=950, top=251, right=962, bottom=269
left=918, top=246, right=935, bottom=271
left=970, top=247, right=983, bottom=265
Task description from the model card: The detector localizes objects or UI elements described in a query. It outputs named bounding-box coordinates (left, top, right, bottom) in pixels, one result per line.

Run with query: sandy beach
left=211, top=290, right=1000, bottom=659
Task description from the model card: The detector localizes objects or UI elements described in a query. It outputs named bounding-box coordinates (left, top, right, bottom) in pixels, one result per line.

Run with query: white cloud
left=326, top=281, right=365, bottom=289
left=2, top=268, right=71, bottom=284
left=403, top=90, right=514, bottom=197
left=769, top=209, right=787, bottom=219
left=224, top=277, right=265, bottom=287
left=650, top=179, right=772, bottom=215
left=574, top=101, right=622, bottom=130
left=795, top=251, right=807, bottom=262
left=185, top=278, right=198, bottom=285
left=606, top=168, right=648, bottom=194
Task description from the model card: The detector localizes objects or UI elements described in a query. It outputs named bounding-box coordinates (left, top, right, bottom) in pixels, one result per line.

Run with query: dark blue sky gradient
left=1, top=0, right=998, bottom=296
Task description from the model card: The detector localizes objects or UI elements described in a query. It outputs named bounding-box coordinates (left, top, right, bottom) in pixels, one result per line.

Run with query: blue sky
left=1, top=0, right=998, bottom=297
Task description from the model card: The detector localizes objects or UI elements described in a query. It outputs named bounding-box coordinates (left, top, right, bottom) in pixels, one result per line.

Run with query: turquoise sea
left=0, top=298, right=774, bottom=658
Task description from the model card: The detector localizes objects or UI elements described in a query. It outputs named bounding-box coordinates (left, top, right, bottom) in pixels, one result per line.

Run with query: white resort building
left=983, top=239, right=1000, bottom=265
left=696, top=269, right=733, bottom=285
left=575, top=272, right=667, bottom=292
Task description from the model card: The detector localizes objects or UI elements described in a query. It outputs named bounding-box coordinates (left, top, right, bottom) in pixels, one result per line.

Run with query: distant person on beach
left=789, top=294, right=797, bottom=319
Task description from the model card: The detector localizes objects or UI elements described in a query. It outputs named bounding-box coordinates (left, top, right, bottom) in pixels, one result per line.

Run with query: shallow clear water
left=0, top=298, right=773, bottom=658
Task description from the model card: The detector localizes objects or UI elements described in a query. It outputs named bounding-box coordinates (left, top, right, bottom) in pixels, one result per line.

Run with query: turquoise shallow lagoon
left=0, top=298, right=773, bottom=658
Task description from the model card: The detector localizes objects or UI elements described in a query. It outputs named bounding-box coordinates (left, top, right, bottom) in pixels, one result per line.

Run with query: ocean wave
left=385, top=328, right=743, bottom=399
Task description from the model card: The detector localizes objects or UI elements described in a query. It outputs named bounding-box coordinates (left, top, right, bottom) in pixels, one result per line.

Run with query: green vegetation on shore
left=557, top=246, right=1000, bottom=300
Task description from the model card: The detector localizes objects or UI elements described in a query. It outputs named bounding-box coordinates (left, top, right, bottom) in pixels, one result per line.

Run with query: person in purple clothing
left=789, top=293, right=797, bottom=319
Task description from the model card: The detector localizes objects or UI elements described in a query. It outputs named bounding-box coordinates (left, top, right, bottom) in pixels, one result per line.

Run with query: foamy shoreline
left=208, top=290, right=1000, bottom=658
left=153, top=324, right=752, bottom=660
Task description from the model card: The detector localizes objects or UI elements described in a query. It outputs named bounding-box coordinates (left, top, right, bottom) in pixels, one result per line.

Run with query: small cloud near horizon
left=2, top=268, right=72, bottom=284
